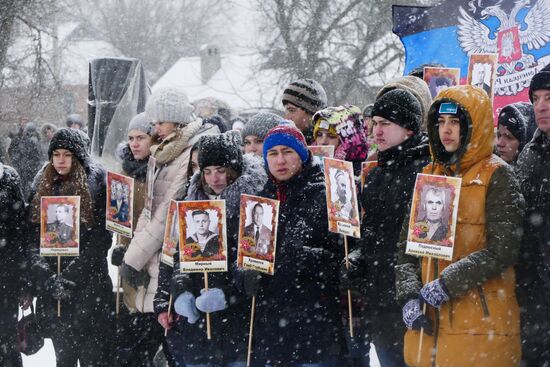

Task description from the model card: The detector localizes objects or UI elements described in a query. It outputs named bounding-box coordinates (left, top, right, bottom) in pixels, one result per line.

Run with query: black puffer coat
left=29, top=160, right=114, bottom=337
left=251, top=155, right=342, bottom=366
left=0, top=163, right=29, bottom=342
left=154, top=154, right=267, bottom=364
left=350, top=133, right=430, bottom=348
left=515, top=128, right=550, bottom=363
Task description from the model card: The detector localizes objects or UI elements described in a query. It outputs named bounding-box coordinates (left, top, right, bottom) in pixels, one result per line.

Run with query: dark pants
left=0, top=331, right=22, bottom=367
left=50, top=321, right=114, bottom=367
left=114, top=311, right=164, bottom=367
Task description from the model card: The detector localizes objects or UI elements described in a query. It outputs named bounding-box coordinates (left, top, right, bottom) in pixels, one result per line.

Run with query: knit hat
left=66, top=113, right=84, bottom=128
left=282, top=79, right=328, bottom=115
left=263, top=121, right=309, bottom=165
left=198, top=131, right=243, bottom=175
left=313, top=105, right=369, bottom=161
left=529, top=63, right=550, bottom=102
left=128, top=112, right=153, bottom=135
left=362, top=104, right=374, bottom=118
left=371, top=89, right=422, bottom=134
left=241, top=112, right=281, bottom=140
left=146, top=87, right=195, bottom=125
left=498, top=102, right=534, bottom=151
left=48, top=128, right=89, bottom=166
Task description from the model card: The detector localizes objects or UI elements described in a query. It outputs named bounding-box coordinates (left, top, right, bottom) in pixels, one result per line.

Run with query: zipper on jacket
left=477, top=286, right=490, bottom=318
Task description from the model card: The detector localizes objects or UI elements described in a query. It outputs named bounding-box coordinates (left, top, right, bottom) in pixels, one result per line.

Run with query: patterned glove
left=402, top=299, right=433, bottom=335
left=174, top=291, right=200, bottom=324
left=420, top=278, right=450, bottom=308
left=196, top=288, right=227, bottom=313
left=45, top=275, right=76, bottom=301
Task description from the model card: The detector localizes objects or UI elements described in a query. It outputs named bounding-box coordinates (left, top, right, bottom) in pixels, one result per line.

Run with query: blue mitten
left=420, top=278, right=450, bottom=308
left=402, top=299, right=433, bottom=335
left=195, top=288, right=227, bottom=313
left=174, top=291, right=200, bottom=324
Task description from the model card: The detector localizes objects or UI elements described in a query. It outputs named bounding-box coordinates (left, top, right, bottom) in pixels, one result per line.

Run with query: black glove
left=235, top=269, right=262, bottom=297
left=120, top=262, right=149, bottom=288
left=170, top=271, right=194, bottom=298
left=111, top=245, right=126, bottom=266
left=339, top=260, right=359, bottom=291
left=45, top=275, right=76, bottom=301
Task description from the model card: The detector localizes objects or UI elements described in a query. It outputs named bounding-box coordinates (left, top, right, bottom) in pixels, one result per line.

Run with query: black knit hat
left=498, top=102, right=534, bottom=151
left=198, top=131, right=243, bottom=176
left=241, top=112, right=281, bottom=140
left=48, top=128, right=89, bottom=166
left=529, top=63, right=550, bottom=102
left=282, top=79, right=328, bottom=115
left=371, top=89, right=422, bottom=133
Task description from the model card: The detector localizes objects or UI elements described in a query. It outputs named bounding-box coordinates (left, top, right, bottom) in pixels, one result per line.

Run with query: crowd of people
left=0, top=62, right=549, bottom=367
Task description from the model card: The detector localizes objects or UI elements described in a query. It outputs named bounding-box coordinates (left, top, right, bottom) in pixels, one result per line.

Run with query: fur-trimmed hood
left=186, top=153, right=267, bottom=214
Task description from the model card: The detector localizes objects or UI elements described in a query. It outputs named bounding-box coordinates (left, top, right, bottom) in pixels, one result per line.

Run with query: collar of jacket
left=151, top=120, right=202, bottom=165
left=377, top=133, right=429, bottom=168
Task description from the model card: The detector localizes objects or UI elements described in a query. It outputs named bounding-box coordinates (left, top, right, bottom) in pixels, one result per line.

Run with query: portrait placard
left=423, top=67, right=461, bottom=98
left=237, top=194, right=280, bottom=275
left=467, top=54, right=498, bottom=102
left=161, top=200, right=180, bottom=266
left=497, top=26, right=522, bottom=64
left=143, top=156, right=156, bottom=222
left=106, top=171, right=134, bottom=238
left=406, top=174, right=462, bottom=261
left=40, top=196, right=80, bottom=256
left=178, top=200, right=227, bottom=273
left=308, top=145, right=335, bottom=160
left=324, top=158, right=361, bottom=238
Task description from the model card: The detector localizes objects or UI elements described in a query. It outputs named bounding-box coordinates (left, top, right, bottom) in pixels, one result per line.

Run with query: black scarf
left=120, top=144, right=148, bottom=182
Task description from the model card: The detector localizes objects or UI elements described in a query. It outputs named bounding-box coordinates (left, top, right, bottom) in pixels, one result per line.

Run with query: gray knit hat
left=145, top=87, right=195, bottom=125
left=241, top=112, right=281, bottom=140
left=282, top=79, right=328, bottom=115
left=128, top=112, right=153, bottom=135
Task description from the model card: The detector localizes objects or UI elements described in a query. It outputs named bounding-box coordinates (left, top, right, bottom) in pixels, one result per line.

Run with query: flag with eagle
left=393, top=0, right=550, bottom=120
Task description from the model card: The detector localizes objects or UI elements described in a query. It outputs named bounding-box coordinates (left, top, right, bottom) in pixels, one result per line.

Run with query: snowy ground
left=22, top=246, right=381, bottom=366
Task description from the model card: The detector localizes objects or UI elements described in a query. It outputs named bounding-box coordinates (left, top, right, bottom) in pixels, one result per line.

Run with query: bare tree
left=71, top=0, right=231, bottom=83
left=256, top=0, right=437, bottom=106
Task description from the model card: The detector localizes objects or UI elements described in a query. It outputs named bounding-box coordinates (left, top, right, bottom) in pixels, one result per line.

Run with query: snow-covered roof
left=153, top=52, right=282, bottom=111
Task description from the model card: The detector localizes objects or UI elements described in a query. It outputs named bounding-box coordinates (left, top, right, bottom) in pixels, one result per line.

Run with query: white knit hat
left=146, top=87, right=195, bottom=125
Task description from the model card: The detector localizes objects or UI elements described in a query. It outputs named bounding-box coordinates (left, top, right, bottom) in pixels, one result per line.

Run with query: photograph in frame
left=467, top=54, right=498, bottom=102
left=178, top=200, right=227, bottom=273
left=237, top=194, right=280, bottom=275
left=405, top=173, right=462, bottom=261
left=423, top=67, right=461, bottom=98
left=161, top=200, right=180, bottom=267
left=360, top=161, right=378, bottom=190
left=308, top=145, right=335, bottom=160
left=40, top=196, right=80, bottom=256
left=106, top=171, right=134, bottom=238
left=323, top=158, right=361, bottom=238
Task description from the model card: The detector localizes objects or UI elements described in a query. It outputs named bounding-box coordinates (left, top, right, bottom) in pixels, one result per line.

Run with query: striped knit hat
left=282, top=79, right=328, bottom=115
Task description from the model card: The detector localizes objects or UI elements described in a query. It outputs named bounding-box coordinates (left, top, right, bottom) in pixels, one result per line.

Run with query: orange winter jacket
left=396, top=86, right=525, bottom=366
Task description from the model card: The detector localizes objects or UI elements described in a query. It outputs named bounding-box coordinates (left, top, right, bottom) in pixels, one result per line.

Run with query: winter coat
left=251, top=155, right=342, bottom=366
left=0, top=163, right=29, bottom=331
left=8, top=123, right=45, bottom=199
left=349, top=133, right=430, bottom=348
left=115, top=143, right=149, bottom=312
left=376, top=75, right=433, bottom=132
left=515, top=128, right=550, bottom=361
left=396, top=86, right=525, bottom=366
left=29, top=159, right=114, bottom=338
left=154, top=153, right=267, bottom=364
left=125, top=121, right=219, bottom=313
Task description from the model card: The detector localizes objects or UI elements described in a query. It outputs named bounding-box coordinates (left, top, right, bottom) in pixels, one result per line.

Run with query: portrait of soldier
left=243, top=203, right=272, bottom=255
left=110, top=180, right=129, bottom=223
left=47, top=204, right=74, bottom=244
left=332, top=169, right=353, bottom=220
left=415, top=186, right=449, bottom=242
left=185, top=209, right=219, bottom=258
